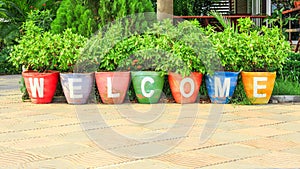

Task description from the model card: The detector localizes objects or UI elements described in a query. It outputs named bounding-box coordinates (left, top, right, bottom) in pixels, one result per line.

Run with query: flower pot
left=131, top=71, right=164, bottom=104
left=168, top=72, right=202, bottom=103
left=294, top=1, right=300, bottom=7
left=95, top=72, right=130, bottom=104
left=205, top=71, right=239, bottom=104
left=241, top=71, right=276, bottom=104
left=60, top=73, right=94, bottom=104
left=22, top=70, right=59, bottom=104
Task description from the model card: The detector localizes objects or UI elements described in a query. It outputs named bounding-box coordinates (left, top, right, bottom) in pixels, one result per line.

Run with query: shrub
left=278, top=52, right=300, bottom=82
left=98, top=0, right=154, bottom=28
left=0, top=46, right=20, bottom=74
left=51, top=0, right=96, bottom=37
left=26, top=9, right=54, bottom=31
left=9, top=21, right=87, bottom=72
left=237, top=17, right=291, bottom=72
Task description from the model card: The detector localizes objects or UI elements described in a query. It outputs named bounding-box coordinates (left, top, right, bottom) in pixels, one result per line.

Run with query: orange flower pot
left=294, top=1, right=300, bottom=7
left=241, top=71, right=276, bottom=104
left=168, top=72, right=203, bottom=103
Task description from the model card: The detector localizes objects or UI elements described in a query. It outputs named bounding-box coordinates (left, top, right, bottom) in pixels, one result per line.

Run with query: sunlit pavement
left=0, top=75, right=300, bottom=168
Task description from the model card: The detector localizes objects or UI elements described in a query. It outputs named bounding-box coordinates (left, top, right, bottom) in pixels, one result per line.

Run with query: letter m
left=214, top=77, right=230, bottom=97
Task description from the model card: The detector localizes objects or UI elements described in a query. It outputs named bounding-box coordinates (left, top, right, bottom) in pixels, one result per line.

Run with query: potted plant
left=9, top=21, right=60, bottom=104
left=82, top=23, right=132, bottom=104
left=55, top=29, right=94, bottom=105
left=117, top=34, right=169, bottom=104
left=236, top=17, right=291, bottom=104
left=116, top=19, right=211, bottom=104
left=165, top=20, right=213, bottom=104
left=202, top=12, right=242, bottom=104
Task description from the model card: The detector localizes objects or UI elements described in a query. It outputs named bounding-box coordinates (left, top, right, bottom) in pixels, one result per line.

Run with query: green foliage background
left=50, top=0, right=96, bottom=37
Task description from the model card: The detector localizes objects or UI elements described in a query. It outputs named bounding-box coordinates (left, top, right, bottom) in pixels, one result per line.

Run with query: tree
left=0, top=0, right=59, bottom=49
left=51, top=0, right=96, bottom=37
left=98, top=0, right=154, bottom=28
left=157, top=0, right=173, bottom=20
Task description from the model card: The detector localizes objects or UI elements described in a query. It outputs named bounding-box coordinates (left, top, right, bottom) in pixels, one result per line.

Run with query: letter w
left=29, top=78, right=44, bottom=98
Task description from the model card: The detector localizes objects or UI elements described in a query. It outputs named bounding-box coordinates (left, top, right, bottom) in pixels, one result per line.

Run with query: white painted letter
left=29, top=78, right=44, bottom=98
left=107, top=77, right=120, bottom=98
left=180, top=77, right=195, bottom=98
left=214, top=77, right=230, bottom=97
left=68, top=78, right=83, bottom=99
left=253, top=77, right=267, bottom=98
left=141, top=77, right=154, bottom=98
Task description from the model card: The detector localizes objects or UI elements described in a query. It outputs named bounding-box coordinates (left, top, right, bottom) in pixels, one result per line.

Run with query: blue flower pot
left=205, top=72, right=239, bottom=104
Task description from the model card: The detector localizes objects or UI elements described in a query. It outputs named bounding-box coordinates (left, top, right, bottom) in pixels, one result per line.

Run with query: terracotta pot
left=294, top=1, right=300, bottom=7
left=60, top=73, right=94, bottom=104
left=95, top=72, right=130, bottom=104
left=205, top=71, right=239, bottom=104
left=168, top=72, right=202, bottom=103
left=241, top=71, right=276, bottom=104
left=131, top=71, right=164, bottom=104
left=22, top=70, right=59, bottom=104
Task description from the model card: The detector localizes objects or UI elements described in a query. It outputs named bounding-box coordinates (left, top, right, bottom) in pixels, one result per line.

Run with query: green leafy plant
left=0, top=0, right=60, bottom=49
left=265, top=7, right=298, bottom=35
left=86, top=19, right=215, bottom=76
left=0, top=46, right=20, bottom=74
left=98, top=0, right=154, bottom=28
left=26, top=9, right=53, bottom=31
left=202, top=12, right=242, bottom=72
left=278, top=52, right=300, bottom=82
left=9, top=21, right=87, bottom=72
left=237, top=17, right=291, bottom=72
left=273, top=78, right=300, bottom=95
left=51, top=0, right=96, bottom=37
left=174, top=0, right=226, bottom=16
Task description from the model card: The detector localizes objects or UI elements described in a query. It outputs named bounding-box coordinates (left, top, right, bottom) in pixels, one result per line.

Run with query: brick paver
left=0, top=75, right=300, bottom=168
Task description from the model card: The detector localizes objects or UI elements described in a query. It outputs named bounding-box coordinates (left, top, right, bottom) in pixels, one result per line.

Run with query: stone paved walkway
left=0, top=75, right=300, bottom=168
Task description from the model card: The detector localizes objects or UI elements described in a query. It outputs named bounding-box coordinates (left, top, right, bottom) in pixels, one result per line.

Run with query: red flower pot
left=168, top=72, right=203, bottom=103
left=95, top=72, right=130, bottom=104
left=22, top=70, right=59, bottom=104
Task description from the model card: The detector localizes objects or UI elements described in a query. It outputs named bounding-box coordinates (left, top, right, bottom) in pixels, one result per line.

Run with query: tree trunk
left=157, top=0, right=173, bottom=20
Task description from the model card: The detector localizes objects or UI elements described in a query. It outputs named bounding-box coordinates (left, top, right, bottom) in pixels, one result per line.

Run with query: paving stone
left=198, top=143, right=269, bottom=159
left=99, top=159, right=187, bottom=169
left=154, top=151, right=230, bottom=168
left=0, top=132, right=29, bottom=142
left=199, top=161, right=263, bottom=169
left=1, top=136, right=67, bottom=150
left=282, top=145, right=300, bottom=155
left=62, top=150, right=129, bottom=168
left=21, top=158, right=82, bottom=168
left=233, top=117, right=283, bottom=127
left=216, top=121, right=252, bottom=131
left=0, top=150, right=47, bottom=167
left=241, top=151, right=300, bottom=168
left=271, top=133, right=300, bottom=143
left=263, top=113, right=300, bottom=122
left=240, top=137, right=298, bottom=151
left=27, top=143, right=96, bottom=158
left=273, top=122, right=300, bottom=132
left=232, top=126, right=293, bottom=137
left=208, top=131, right=260, bottom=143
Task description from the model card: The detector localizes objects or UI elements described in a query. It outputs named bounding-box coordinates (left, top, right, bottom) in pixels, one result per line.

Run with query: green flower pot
left=131, top=71, right=164, bottom=104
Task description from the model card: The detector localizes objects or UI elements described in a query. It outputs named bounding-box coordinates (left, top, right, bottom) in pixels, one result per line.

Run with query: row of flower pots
left=22, top=70, right=276, bottom=105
